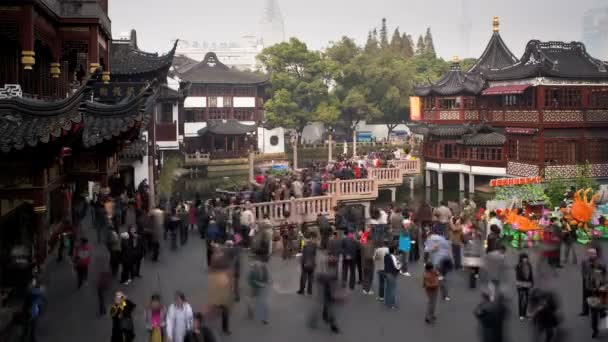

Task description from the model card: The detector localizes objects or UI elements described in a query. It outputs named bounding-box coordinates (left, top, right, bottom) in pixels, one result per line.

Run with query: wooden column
left=459, top=96, right=465, bottom=120
left=20, top=5, right=35, bottom=70
left=88, top=25, right=100, bottom=74
left=537, top=86, right=545, bottom=176
left=33, top=205, right=48, bottom=265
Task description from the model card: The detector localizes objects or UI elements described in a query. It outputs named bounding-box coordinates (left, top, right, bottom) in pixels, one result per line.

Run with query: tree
left=423, top=27, right=436, bottom=56
left=401, top=33, right=414, bottom=58
left=416, top=35, right=425, bottom=55
left=257, top=38, right=331, bottom=142
left=379, top=18, right=389, bottom=49
left=575, top=162, right=598, bottom=192
left=390, top=28, right=402, bottom=54
left=365, top=30, right=378, bottom=53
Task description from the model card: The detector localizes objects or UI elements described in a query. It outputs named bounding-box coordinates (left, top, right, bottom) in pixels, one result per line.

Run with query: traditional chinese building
left=106, top=30, right=178, bottom=196
left=0, top=1, right=153, bottom=294
left=176, top=52, right=285, bottom=171
left=411, top=17, right=608, bottom=193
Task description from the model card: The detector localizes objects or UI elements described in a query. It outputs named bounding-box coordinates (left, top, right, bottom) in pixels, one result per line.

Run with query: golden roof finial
left=493, top=16, right=499, bottom=33
left=452, top=55, right=460, bottom=63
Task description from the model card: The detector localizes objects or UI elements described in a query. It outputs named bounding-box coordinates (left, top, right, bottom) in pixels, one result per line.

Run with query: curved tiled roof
left=81, top=82, right=154, bottom=148
left=110, top=39, right=177, bottom=77
left=428, top=124, right=474, bottom=137
left=119, top=139, right=147, bottom=160
left=0, top=84, right=89, bottom=153
left=180, top=52, right=269, bottom=85
left=198, top=119, right=257, bottom=136
left=468, top=32, right=518, bottom=74
left=461, top=132, right=506, bottom=146
left=483, top=40, right=608, bottom=81
left=415, top=62, right=485, bottom=97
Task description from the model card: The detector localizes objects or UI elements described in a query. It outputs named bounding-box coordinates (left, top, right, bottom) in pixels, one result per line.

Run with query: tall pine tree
left=416, top=35, right=425, bottom=55
left=423, top=27, right=436, bottom=57
left=401, top=33, right=414, bottom=58
left=390, top=28, right=402, bottom=54
left=365, top=30, right=379, bottom=52
left=380, top=18, right=389, bottom=49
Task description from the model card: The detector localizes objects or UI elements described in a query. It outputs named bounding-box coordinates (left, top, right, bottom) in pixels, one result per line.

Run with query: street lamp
left=328, top=126, right=334, bottom=162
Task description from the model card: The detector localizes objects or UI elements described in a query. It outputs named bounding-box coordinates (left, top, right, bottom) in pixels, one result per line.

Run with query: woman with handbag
left=110, top=292, right=136, bottom=342
left=144, top=294, right=166, bottom=342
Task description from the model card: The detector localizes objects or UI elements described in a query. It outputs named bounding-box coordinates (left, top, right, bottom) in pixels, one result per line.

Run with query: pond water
left=175, top=173, right=493, bottom=208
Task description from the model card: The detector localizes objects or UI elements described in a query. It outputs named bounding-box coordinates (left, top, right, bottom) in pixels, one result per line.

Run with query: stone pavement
left=37, top=222, right=597, bottom=342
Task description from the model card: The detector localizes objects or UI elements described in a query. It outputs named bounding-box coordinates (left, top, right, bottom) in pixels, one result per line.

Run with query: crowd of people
left=23, top=158, right=608, bottom=342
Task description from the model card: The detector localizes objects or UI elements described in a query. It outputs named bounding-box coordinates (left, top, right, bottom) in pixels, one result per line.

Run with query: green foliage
left=158, top=156, right=182, bottom=199
left=543, top=163, right=598, bottom=208
left=379, top=18, right=389, bottom=49
left=258, top=38, right=332, bottom=137
left=576, top=162, right=598, bottom=191
left=460, top=58, right=477, bottom=72
left=423, top=28, right=436, bottom=57
left=416, top=35, right=425, bottom=55
left=495, top=184, right=549, bottom=204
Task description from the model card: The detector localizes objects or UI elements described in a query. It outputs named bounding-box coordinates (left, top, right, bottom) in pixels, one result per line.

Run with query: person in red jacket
left=74, top=238, right=92, bottom=289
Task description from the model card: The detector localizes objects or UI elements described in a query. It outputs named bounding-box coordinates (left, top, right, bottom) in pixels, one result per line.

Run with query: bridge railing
left=242, top=195, right=335, bottom=224
left=326, top=178, right=378, bottom=202
left=370, top=167, right=403, bottom=186
left=389, top=159, right=420, bottom=175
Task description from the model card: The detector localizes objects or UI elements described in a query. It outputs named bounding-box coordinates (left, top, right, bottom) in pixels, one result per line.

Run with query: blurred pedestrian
left=247, top=251, right=270, bottom=324
left=110, top=292, right=136, bottom=342
left=166, top=291, right=193, bottom=342
left=144, top=294, right=166, bottom=342
left=423, top=262, right=440, bottom=324
left=383, top=245, right=400, bottom=309
left=298, top=234, right=317, bottom=296
left=74, top=238, right=92, bottom=289
left=515, top=252, right=534, bottom=321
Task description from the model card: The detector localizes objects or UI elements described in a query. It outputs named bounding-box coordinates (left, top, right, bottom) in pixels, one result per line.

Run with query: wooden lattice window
left=223, top=96, right=233, bottom=107
left=587, top=139, right=608, bottom=163
left=544, top=140, right=576, bottom=165
left=439, top=98, right=459, bottom=110
left=544, top=88, right=582, bottom=108
left=157, top=103, right=173, bottom=123
left=208, top=108, right=229, bottom=120
left=507, top=139, right=538, bottom=162
left=423, top=97, right=434, bottom=110
left=589, top=88, right=608, bottom=108
left=233, top=87, right=255, bottom=96
left=464, top=97, right=476, bottom=109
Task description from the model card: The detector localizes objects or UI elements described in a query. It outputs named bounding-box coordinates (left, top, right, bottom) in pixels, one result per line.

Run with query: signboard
left=356, top=131, right=372, bottom=142
left=505, top=127, right=537, bottom=135
left=490, top=176, right=542, bottom=187
left=409, top=96, right=421, bottom=121
left=93, top=82, right=148, bottom=103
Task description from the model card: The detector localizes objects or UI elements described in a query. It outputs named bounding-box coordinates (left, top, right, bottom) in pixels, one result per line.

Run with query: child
left=423, top=262, right=440, bottom=324
left=515, top=253, right=534, bottom=320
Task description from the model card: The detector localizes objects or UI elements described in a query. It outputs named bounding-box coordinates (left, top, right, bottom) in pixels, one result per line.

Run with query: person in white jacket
left=166, top=291, right=193, bottom=342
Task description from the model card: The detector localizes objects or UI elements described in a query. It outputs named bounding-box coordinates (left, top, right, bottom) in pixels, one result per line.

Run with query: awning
left=482, top=84, right=530, bottom=96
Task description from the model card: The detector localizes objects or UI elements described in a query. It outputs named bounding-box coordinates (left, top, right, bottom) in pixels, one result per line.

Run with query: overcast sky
left=109, top=0, right=607, bottom=59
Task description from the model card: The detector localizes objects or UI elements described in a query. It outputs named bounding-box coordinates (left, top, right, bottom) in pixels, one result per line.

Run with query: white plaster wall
left=133, top=155, right=148, bottom=188
left=258, top=127, right=285, bottom=154
left=184, top=96, right=206, bottom=108
left=233, top=97, right=256, bottom=107
left=184, top=122, right=207, bottom=137
left=300, top=121, right=411, bottom=143
left=355, top=121, right=410, bottom=140
left=301, top=122, right=325, bottom=143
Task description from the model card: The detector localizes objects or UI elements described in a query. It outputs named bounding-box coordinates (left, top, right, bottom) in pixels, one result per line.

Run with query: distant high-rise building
left=259, top=0, right=285, bottom=46
left=583, top=6, right=608, bottom=59
left=459, top=0, right=472, bottom=58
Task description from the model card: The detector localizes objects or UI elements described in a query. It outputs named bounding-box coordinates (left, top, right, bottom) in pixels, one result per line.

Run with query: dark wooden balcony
left=155, top=122, right=177, bottom=141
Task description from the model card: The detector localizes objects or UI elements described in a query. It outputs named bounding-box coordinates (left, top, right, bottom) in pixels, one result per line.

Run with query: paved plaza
left=38, top=222, right=596, bottom=342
